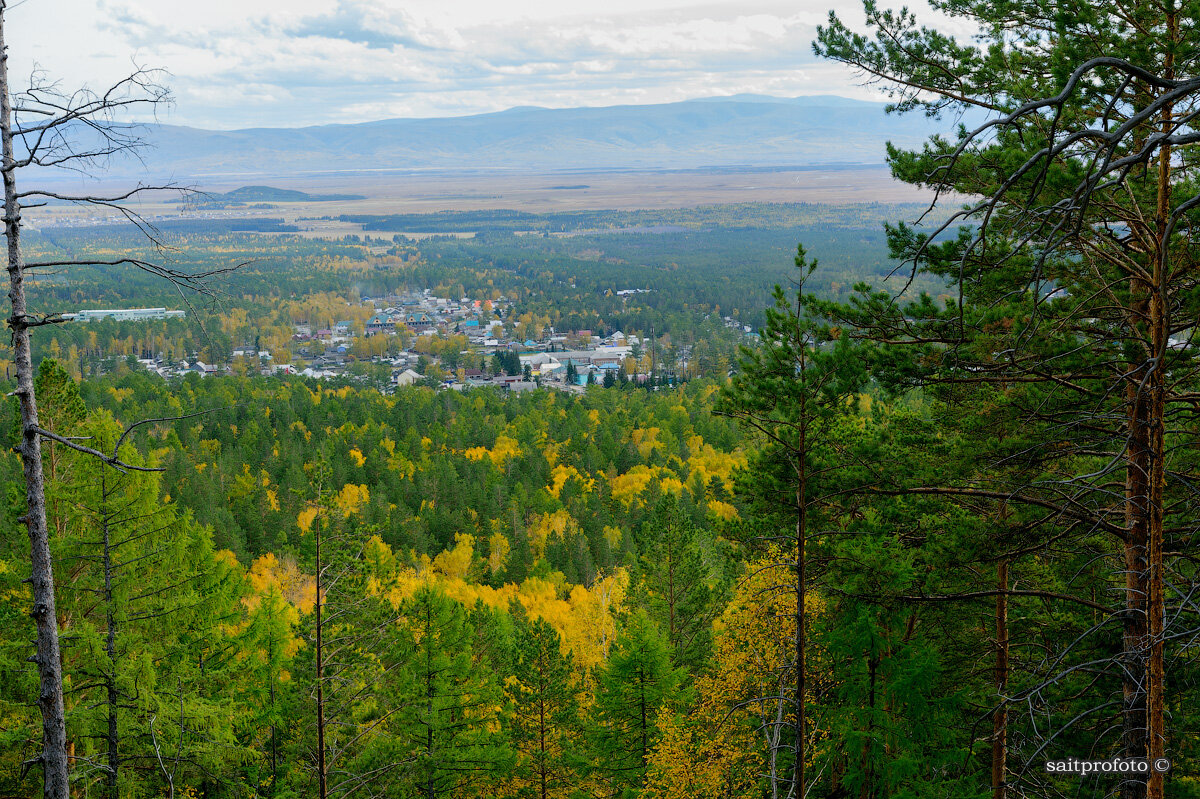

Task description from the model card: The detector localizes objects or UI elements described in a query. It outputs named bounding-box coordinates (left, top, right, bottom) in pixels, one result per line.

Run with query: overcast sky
left=8, top=0, right=963, bottom=130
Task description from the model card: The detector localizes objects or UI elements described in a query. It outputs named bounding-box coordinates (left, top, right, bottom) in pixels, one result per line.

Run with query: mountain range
left=83, top=95, right=960, bottom=180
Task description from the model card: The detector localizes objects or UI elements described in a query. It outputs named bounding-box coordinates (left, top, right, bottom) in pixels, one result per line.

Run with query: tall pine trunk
left=991, top=560, right=1008, bottom=799
left=1144, top=47, right=1175, bottom=796
left=794, top=435, right=806, bottom=799
left=1122, top=59, right=1173, bottom=799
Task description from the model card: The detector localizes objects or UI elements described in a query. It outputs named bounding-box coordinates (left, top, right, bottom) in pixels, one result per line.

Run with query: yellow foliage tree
left=547, top=464, right=593, bottom=498
left=645, top=556, right=821, bottom=798
left=527, top=510, right=578, bottom=559
left=297, top=506, right=320, bottom=535
left=610, top=465, right=682, bottom=506
left=464, top=434, right=522, bottom=469
left=432, top=533, right=477, bottom=580
left=487, top=532, right=510, bottom=576
left=246, top=552, right=317, bottom=615
left=334, top=483, right=370, bottom=517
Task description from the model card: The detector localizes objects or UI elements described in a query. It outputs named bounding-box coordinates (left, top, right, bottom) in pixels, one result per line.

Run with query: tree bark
left=538, top=662, right=548, bottom=799
left=1123, top=38, right=1175, bottom=799
left=795, top=447, right=806, bottom=799
left=1144, top=27, right=1175, bottom=794
left=790, top=299, right=808, bottom=799
left=991, top=560, right=1008, bottom=799
left=315, top=513, right=327, bottom=799
left=0, top=4, right=70, bottom=796
left=1122, top=354, right=1151, bottom=799
left=102, top=472, right=119, bottom=799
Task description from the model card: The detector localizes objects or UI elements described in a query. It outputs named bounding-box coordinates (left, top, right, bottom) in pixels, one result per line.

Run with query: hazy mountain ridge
left=211, top=186, right=366, bottom=202
left=97, top=96, right=955, bottom=180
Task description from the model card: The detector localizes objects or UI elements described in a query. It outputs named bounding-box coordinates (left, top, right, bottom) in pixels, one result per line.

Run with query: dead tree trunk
left=0, top=7, right=236, bottom=797
left=0, top=7, right=69, bottom=795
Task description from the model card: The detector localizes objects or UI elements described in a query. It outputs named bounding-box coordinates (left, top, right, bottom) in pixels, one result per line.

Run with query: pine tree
left=718, top=248, right=866, bottom=799
left=814, top=3, right=1200, bottom=795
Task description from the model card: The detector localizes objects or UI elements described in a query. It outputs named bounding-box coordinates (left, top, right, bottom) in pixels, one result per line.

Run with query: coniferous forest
left=3, top=0, right=1200, bottom=798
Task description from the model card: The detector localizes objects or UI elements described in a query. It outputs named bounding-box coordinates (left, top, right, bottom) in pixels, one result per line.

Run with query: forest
left=4, top=0, right=1200, bottom=796
left=4, top=277, right=1198, bottom=797
left=0, top=368, right=751, bottom=798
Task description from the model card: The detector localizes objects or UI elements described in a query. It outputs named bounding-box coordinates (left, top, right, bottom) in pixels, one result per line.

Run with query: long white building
left=69, top=308, right=185, bottom=322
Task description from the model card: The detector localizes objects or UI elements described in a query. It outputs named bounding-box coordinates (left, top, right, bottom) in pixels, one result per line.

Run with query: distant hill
left=213, top=185, right=366, bottom=202
left=78, top=96, right=964, bottom=180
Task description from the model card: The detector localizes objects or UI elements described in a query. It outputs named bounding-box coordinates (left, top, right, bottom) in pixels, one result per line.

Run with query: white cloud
left=5, top=0, right=972, bottom=129
left=281, top=0, right=466, bottom=51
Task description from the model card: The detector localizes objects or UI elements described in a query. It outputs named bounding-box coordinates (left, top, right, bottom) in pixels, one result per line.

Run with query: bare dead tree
left=0, top=4, right=239, bottom=795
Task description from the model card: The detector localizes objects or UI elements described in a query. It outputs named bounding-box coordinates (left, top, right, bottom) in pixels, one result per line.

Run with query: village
left=109, top=289, right=670, bottom=392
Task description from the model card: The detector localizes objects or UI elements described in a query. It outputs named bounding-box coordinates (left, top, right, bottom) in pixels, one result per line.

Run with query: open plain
left=26, top=164, right=939, bottom=237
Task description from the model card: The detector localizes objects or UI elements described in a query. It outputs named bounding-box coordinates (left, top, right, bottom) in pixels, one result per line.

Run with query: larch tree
left=643, top=555, right=793, bottom=799
left=506, top=616, right=581, bottom=799
left=26, top=370, right=249, bottom=797
left=237, top=584, right=299, bottom=797
left=293, top=462, right=403, bottom=799
left=590, top=609, right=684, bottom=799
left=387, top=586, right=509, bottom=799
left=633, top=494, right=718, bottom=676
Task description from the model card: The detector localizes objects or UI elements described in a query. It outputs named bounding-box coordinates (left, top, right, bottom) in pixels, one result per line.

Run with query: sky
left=8, top=0, right=967, bottom=130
